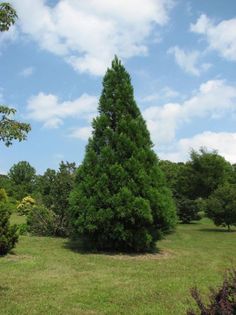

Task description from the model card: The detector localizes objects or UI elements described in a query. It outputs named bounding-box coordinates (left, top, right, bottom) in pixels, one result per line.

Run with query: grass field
left=0, top=217, right=236, bottom=315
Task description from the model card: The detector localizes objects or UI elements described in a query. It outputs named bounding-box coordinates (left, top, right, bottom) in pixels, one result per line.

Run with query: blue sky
left=0, top=0, right=236, bottom=174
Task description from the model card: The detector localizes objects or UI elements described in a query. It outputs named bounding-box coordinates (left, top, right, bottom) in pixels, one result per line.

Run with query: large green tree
left=70, top=57, right=177, bottom=252
left=0, top=3, right=30, bottom=146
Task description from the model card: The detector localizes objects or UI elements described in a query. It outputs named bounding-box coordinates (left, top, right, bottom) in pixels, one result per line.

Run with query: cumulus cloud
left=191, top=14, right=236, bottom=61
left=69, top=126, right=92, bottom=141
left=11, top=0, right=174, bottom=75
left=143, top=80, right=236, bottom=145
left=168, top=46, right=211, bottom=76
left=160, top=132, right=236, bottom=163
left=26, top=92, right=98, bottom=128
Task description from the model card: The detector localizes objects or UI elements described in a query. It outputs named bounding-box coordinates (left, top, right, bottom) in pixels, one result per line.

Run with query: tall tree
left=70, top=57, right=177, bottom=252
left=0, top=3, right=30, bottom=146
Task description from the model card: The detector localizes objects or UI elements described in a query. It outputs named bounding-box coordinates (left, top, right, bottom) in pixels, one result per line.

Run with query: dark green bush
left=177, top=197, right=200, bottom=224
left=0, top=202, right=18, bottom=256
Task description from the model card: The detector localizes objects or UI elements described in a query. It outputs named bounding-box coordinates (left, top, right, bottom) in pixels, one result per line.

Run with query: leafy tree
left=0, top=187, right=8, bottom=203
left=0, top=4, right=30, bottom=146
left=207, top=183, right=236, bottom=231
left=70, top=57, right=177, bottom=252
left=37, top=162, right=76, bottom=236
left=187, top=148, right=232, bottom=200
left=8, top=161, right=36, bottom=199
left=0, top=2, right=17, bottom=31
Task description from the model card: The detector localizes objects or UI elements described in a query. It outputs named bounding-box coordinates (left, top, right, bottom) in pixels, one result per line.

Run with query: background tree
left=207, top=183, right=236, bottom=231
left=0, top=4, right=30, bottom=146
left=70, top=57, right=177, bottom=252
left=8, top=161, right=36, bottom=199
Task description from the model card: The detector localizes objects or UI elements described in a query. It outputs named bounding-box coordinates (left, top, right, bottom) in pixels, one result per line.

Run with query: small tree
left=207, top=183, right=236, bottom=231
left=0, top=202, right=18, bottom=256
left=70, top=57, right=177, bottom=252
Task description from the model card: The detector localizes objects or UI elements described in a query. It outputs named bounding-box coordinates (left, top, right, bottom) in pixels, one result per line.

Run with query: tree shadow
left=63, top=239, right=160, bottom=257
left=0, top=286, right=9, bottom=295
left=198, top=227, right=236, bottom=233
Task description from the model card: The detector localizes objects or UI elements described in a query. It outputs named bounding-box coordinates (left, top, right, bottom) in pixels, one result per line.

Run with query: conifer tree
left=70, top=57, right=176, bottom=252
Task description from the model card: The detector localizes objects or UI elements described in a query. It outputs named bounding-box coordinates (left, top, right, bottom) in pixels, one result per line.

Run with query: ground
left=0, top=217, right=235, bottom=315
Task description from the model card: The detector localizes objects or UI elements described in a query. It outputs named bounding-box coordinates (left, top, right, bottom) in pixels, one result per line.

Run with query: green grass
left=1, top=217, right=236, bottom=315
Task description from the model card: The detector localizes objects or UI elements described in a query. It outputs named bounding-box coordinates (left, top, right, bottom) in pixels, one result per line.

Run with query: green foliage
left=0, top=202, right=18, bottom=256
left=0, top=2, right=17, bottom=32
left=8, top=161, right=36, bottom=199
left=0, top=105, right=31, bottom=147
left=187, top=148, right=232, bottom=199
left=187, top=270, right=236, bottom=315
left=207, top=183, right=236, bottom=231
left=37, top=162, right=76, bottom=236
left=0, top=187, right=8, bottom=203
left=27, top=205, right=57, bottom=236
left=177, top=198, right=200, bottom=224
left=70, top=57, right=177, bottom=252
left=17, top=196, right=36, bottom=216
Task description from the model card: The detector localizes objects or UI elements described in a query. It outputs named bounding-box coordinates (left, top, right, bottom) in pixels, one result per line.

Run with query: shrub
left=0, top=202, right=18, bottom=256
left=187, top=270, right=236, bottom=315
left=177, top=197, right=200, bottom=224
left=17, top=196, right=35, bottom=216
left=27, top=205, right=57, bottom=236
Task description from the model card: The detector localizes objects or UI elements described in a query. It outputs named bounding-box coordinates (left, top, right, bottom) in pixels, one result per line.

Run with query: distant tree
left=207, top=183, right=236, bottom=231
left=8, top=161, right=36, bottom=199
left=37, top=162, right=76, bottom=236
left=187, top=148, right=232, bottom=200
left=0, top=187, right=8, bottom=203
left=0, top=4, right=30, bottom=146
left=51, top=161, right=76, bottom=236
left=70, top=57, right=177, bottom=252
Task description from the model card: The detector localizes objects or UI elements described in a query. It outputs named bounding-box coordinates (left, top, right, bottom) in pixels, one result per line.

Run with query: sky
left=0, top=0, right=236, bottom=174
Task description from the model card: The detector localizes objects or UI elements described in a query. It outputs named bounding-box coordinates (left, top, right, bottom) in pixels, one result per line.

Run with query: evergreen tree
left=70, top=57, right=177, bottom=252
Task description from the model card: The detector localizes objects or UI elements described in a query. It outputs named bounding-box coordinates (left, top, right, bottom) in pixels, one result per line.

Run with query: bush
left=187, top=270, right=236, bottom=315
left=17, top=196, right=35, bottom=216
left=0, top=188, right=8, bottom=203
left=0, top=203, right=18, bottom=256
left=177, top=197, right=200, bottom=224
left=27, top=205, right=57, bottom=236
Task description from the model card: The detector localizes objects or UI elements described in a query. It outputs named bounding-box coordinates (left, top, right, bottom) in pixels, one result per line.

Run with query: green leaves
left=0, top=105, right=31, bottom=147
left=0, top=2, right=17, bottom=32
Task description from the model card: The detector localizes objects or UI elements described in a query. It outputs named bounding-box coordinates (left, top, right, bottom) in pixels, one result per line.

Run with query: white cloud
left=11, top=0, right=174, bottom=76
left=160, top=132, right=236, bottom=163
left=26, top=92, right=98, bottom=128
left=191, top=14, right=236, bottom=61
left=69, top=126, right=92, bottom=141
left=168, top=46, right=211, bottom=76
left=0, top=25, right=18, bottom=49
left=141, top=86, right=180, bottom=103
left=19, top=66, right=34, bottom=77
left=143, top=80, right=236, bottom=145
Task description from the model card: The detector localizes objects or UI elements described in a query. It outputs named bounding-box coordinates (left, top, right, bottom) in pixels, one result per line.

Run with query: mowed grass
left=0, top=217, right=236, bottom=315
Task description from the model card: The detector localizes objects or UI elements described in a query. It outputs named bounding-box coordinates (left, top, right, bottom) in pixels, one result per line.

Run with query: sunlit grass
left=0, top=216, right=235, bottom=315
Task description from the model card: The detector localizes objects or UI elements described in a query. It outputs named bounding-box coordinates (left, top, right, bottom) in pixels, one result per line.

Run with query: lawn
left=0, top=217, right=236, bottom=315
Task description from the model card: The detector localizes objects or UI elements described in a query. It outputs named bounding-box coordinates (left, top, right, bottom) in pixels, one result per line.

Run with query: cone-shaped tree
left=70, top=57, right=177, bottom=252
